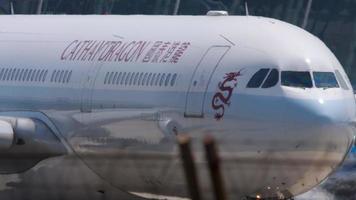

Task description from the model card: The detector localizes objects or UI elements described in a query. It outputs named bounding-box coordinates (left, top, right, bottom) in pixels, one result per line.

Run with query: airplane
left=0, top=13, right=354, bottom=200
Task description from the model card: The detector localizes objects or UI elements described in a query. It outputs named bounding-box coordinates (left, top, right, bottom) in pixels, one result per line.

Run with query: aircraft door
left=81, top=63, right=103, bottom=112
left=184, top=46, right=230, bottom=117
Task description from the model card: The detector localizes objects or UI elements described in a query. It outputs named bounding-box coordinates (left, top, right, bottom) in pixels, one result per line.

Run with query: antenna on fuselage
left=244, top=1, right=249, bottom=16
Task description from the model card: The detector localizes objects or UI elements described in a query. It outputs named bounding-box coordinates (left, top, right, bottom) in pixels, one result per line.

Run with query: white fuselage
left=0, top=15, right=354, bottom=200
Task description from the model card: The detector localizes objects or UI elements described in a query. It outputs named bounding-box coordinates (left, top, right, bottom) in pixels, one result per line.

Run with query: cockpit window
left=247, top=68, right=269, bottom=88
left=313, top=72, right=339, bottom=89
left=281, top=71, right=313, bottom=88
left=262, top=69, right=279, bottom=88
left=335, top=70, right=349, bottom=90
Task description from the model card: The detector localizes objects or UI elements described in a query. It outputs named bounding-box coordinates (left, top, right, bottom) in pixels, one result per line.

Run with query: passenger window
left=262, top=69, right=279, bottom=88
left=67, top=71, right=72, bottom=83
left=19, top=69, right=24, bottom=81
left=155, top=73, right=161, bottom=86
left=7, top=69, right=13, bottom=81
left=34, top=70, right=40, bottom=81
left=104, top=72, right=109, bottom=84
left=133, top=72, right=139, bottom=85
left=38, top=70, right=44, bottom=82
left=313, top=72, right=339, bottom=88
left=171, top=73, right=177, bottom=86
left=142, top=73, right=148, bottom=86
left=335, top=70, right=349, bottom=90
left=159, top=73, right=166, bottom=86
left=10, top=68, right=16, bottom=81
left=147, top=73, right=152, bottom=86
left=121, top=72, right=127, bottom=85
left=27, top=69, right=33, bottom=81
left=30, top=69, right=36, bottom=81
left=62, top=71, right=68, bottom=83
left=125, top=72, right=131, bottom=85
left=23, top=69, right=28, bottom=81
left=129, top=72, right=135, bottom=86
left=0, top=69, right=4, bottom=80
left=43, top=70, right=48, bottom=82
left=247, top=68, right=270, bottom=88
left=108, top=72, right=114, bottom=84
left=112, top=72, right=118, bottom=84
left=51, top=70, right=56, bottom=82
left=150, top=73, right=156, bottom=86
left=165, top=73, right=171, bottom=86
left=116, top=72, right=122, bottom=85
left=138, top=73, right=144, bottom=85
left=59, top=70, right=64, bottom=83
left=281, top=71, right=313, bottom=88
left=14, top=69, right=20, bottom=81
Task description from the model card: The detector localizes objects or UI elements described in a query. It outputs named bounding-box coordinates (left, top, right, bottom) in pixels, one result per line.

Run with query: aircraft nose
left=284, top=94, right=355, bottom=125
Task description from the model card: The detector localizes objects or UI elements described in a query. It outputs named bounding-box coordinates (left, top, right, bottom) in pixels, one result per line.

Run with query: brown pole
left=177, top=135, right=202, bottom=200
left=204, top=135, right=227, bottom=200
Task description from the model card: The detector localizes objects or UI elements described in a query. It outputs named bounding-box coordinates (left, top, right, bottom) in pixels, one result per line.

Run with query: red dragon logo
left=211, top=70, right=243, bottom=121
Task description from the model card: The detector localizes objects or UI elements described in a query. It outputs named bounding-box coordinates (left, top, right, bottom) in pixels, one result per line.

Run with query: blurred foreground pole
left=177, top=135, right=202, bottom=200
left=204, top=135, right=227, bottom=200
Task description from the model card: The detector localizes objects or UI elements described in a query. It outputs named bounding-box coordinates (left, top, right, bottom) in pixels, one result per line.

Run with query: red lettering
left=61, top=40, right=79, bottom=60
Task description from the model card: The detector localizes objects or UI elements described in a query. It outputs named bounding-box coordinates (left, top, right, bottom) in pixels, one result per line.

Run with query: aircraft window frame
left=155, top=73, right=161, bottom=86
left=17, top=69, right=22, bottom=81
left=104, top=72, right=110, bottom=84
left=159, top=73, right=166, bottom=86
left=121, top=72, right=127, bottom=85
left=38, top=70, right=44, bottom=82
left=34, top=70, right=40, bottom=81
left=43, top=70, right=48, bottom=82
left=313, top=72, right=339, bottom=89
left=31, top=69, right=36, bottom=81
left=129, top=72, right=135, bottom=86
left=23, top=69, right=28, bottom=81
left=50, top=70, right=56, bottom=82
left=142, top=73, right=148, bottom=86
left=133, top=72, right=139, bottom=85
left=66, top=71, right=72, bottom=83
left=262, top=69, right=279, bottom=88
left=30, top=69, right=36, bottom=81
left=27, top=69, right=33, bottom=82
left=138, top=72, right=144, bottom=86
left=112, top=72, right=118, bottom=85
left=7, top=68, right=13, bottom=81
left=147, top=73, right=153, bottom=86
left=14, top=68, right=20, bottom=81
left=125, top=72, right=131, bottom=85
left=19, top=69, right=24, bottom=81
left=108, top=72, right=114, bottom=85
left=150, top=73, right=156, bottom=86
left=62, top=70, right=68, bottom=83
left=281, top=71, right=313, bottom=88
left=246, top=68, right=270, bottom=88
left=55, top=70, right=60, bottom=82
left=59, top=70, right=65, bottom=83
left=0, top=69, right=4, bottom=80
left=4, top=69, right=8, bottom=81
left=165, top=73, right=171, bottom=86
left=171, top=73, right=177, bottom=86
left=116, top=72, right=122, bottom=85
left=10, top=68, right=16, bottom=81
left=37, top=70, right=42, bottom=81
left=335, top=70, right=349, bottom=90
left=0, top=68, right=4, bottom=80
